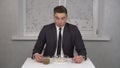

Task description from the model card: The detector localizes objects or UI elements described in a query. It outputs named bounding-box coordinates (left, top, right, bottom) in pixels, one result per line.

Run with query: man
left=32, top=6, right=87, bottom=63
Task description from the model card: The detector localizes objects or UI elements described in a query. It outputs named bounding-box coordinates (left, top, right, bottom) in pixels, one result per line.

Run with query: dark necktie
left=57, top=28, right=62, bottom=57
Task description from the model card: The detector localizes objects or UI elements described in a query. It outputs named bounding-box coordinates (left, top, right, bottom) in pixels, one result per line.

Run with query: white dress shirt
left=54, top=25, right=65, bottom=57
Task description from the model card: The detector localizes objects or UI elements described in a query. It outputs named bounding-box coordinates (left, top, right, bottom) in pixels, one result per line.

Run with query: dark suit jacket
left=32, top=23, right=87, bottom=59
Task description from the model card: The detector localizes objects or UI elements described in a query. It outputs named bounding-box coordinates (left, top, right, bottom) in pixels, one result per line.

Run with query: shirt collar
left=55, top=25, right=65, bottom=31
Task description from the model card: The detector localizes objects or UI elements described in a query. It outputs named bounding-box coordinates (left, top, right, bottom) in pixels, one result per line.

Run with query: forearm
left=74, top=26, right=87, bottom=60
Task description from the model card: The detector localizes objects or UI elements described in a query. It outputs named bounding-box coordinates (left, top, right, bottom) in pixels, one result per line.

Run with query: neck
left=55, top=23, right=66, bottom=28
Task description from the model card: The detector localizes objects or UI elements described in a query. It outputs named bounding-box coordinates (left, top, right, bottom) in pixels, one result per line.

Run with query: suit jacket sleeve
left=32, top=26, right=46, bottom=56
left=74, top=26, right=87, bottom=58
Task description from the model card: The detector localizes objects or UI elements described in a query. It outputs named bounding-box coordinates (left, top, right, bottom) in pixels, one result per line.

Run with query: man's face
left=54, top=13, right=67, bottom=27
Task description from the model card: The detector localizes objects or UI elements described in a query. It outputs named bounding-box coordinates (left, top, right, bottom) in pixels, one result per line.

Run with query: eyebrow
left=55, top=16, right=66, bottom=19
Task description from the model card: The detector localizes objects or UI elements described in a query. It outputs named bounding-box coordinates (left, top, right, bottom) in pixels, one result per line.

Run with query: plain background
left=0, top=0, right=120, bottom=68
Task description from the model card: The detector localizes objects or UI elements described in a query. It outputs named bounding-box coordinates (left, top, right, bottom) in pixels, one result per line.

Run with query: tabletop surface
left=21, top=58, right=95, bottom=68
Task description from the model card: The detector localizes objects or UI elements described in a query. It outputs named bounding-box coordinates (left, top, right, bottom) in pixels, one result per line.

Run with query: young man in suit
left=32, top=6, right=87, bottom=63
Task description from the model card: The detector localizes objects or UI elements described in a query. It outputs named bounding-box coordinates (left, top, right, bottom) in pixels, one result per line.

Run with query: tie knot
left=59, top=28, right=61, bottom=30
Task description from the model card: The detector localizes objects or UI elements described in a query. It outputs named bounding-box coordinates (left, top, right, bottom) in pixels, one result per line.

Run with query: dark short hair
left=54, top=5, right=67, bottom=15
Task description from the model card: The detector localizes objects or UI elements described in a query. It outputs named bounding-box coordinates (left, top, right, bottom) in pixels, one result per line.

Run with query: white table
left=21, top=58, right=95, bottom=68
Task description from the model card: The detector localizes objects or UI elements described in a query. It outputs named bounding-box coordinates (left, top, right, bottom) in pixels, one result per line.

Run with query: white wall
left=0, top=0, right=120, bottom=68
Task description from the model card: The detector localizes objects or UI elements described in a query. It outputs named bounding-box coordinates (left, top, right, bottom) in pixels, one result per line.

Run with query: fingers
left=72, top=56, right=84, bottom=63
left=34, top=53, right=43, bottom=62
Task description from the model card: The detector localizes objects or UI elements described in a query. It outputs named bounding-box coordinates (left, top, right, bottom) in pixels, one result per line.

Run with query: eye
left=61, top=17, right=65, bottom=20
left=55, top=17, right=59, bottom=20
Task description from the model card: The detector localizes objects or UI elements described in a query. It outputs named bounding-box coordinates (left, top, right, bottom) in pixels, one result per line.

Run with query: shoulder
left=66, top=23, right=78, bottom=29
left=43, top=23, right=55, bottom=29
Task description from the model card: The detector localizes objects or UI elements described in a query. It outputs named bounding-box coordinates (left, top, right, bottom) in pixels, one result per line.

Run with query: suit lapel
left=51, top=23, right=57, bottom=46
left=63, top=23, right=69, bottom=47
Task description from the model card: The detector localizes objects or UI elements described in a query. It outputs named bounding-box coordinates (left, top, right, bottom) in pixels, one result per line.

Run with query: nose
left=58, top=19, right=62, bottom=23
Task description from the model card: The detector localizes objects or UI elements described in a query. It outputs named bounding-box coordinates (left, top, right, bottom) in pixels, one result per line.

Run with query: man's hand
left=72, top=55, right=85, bottom=63
left=34, top=53, right=43, bottom=62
